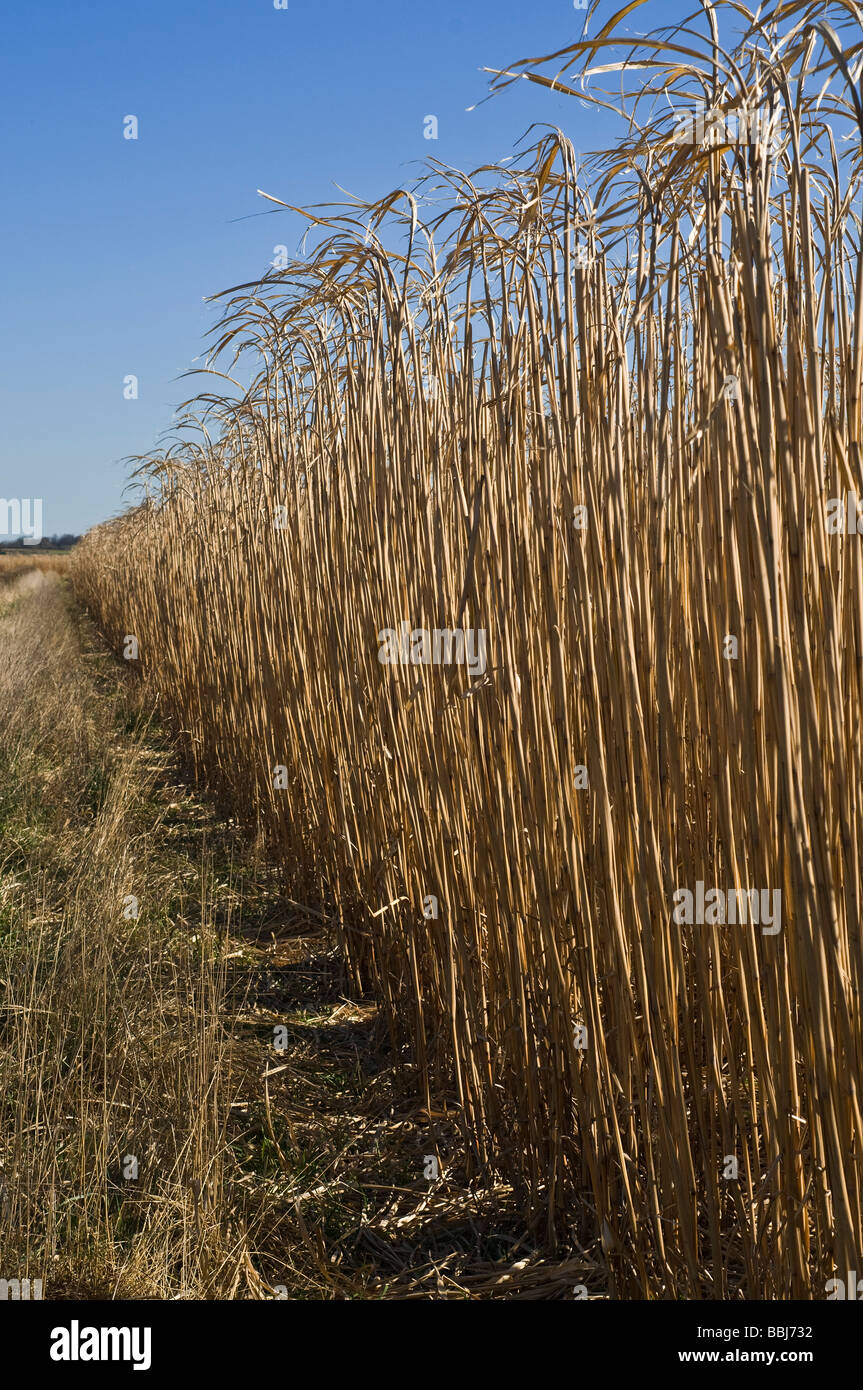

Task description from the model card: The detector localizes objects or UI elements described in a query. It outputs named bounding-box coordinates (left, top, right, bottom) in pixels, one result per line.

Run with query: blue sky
left=0, top=0, right=689, bottom=536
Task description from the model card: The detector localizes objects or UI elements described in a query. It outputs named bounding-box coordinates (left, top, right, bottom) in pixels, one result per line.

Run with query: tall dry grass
left=73, top=1, right=863, bottom=1296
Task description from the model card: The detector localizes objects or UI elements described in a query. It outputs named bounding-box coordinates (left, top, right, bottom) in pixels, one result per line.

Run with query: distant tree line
left=0, top=534, right=80, bottom=551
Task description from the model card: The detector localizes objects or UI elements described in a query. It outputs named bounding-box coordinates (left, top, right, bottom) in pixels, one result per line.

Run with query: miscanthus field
left=4, top=1, right=863, bottom=1300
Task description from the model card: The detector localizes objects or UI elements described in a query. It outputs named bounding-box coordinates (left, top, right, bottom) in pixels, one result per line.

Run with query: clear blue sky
left=0, top=0, right=688, bottom=536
